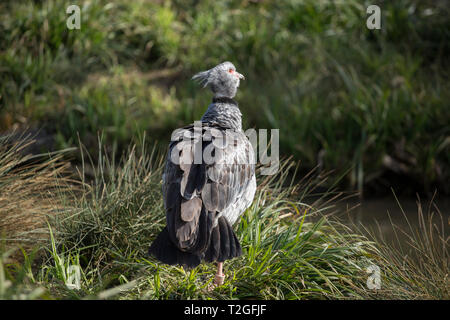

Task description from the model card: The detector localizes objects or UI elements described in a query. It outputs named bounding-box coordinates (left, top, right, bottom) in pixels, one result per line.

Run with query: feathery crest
left=192, top=70, right=210, bottom=88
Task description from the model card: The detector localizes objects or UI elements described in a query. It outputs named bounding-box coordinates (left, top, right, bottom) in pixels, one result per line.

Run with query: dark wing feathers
left=163, top=124, right=254, bottom=256
left=217, top=184, right=228, bottom=211
left=202, top=181, right=219, bottom=212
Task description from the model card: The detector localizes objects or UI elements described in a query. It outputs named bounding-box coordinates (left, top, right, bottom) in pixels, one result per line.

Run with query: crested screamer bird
left=149, top=61, right=256, bottom=287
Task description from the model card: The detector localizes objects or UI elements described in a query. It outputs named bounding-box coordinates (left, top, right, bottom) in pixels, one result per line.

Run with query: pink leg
left=214, top=262, right=225, bottom=286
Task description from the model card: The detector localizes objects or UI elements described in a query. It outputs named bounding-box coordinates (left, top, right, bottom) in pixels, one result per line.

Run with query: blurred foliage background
left=1, top=0, right=449, bottom=196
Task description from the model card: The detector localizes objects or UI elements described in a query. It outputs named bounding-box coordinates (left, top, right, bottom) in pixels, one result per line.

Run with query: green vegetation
left=1, top=137, right=447, bottom=299
left=1, top=0, right=449, bottom=194
left=0, top=0, right=448, bottom=300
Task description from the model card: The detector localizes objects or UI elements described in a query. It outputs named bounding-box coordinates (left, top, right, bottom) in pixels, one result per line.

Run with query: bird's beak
left=236, top=72, right=245, bottom=80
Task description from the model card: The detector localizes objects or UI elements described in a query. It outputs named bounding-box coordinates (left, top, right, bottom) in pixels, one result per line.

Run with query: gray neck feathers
left=201, top=98, right=242, bottom=130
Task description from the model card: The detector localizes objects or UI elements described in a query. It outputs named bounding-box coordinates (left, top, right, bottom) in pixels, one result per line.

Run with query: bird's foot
left=214, top=273, right=225, bottom=286
left=207, top=273, right=225, bottom=291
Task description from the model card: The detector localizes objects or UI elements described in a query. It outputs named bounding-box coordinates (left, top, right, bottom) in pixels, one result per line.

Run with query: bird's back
left=149, top=122, right=256, bottom=267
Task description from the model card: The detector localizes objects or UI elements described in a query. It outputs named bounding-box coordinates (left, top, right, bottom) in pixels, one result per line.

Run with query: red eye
left=228, top=68, right=233, bottom=73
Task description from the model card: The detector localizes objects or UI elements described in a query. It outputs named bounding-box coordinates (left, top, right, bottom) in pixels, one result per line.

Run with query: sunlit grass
left=0, top=136, right=448, bottom=299
left=0, top=132, right=75, bottom=256
left=0, top=137, right=373, bottom=299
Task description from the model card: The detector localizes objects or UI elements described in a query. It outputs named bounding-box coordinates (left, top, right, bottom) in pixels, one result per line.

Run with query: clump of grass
left=0, top=132, right=74, bottom=256
left=0, top=137, right=448, bottom=300
left=212, top=164, right=376, bottom=299
left=360, top=194, right=449, bottom=299
left=40, top=139, right=376, bottom=299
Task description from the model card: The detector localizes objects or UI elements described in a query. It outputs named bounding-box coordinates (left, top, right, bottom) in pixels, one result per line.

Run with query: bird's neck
left=212, top=96, right=238, bottom=105
left=201, top=97, right=242, bottom=131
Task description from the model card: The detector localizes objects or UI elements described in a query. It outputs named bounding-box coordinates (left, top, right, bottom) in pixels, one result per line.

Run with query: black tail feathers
left=148, top=227, right=202, bottom=268
left=204, top=216, right=242, bottom=263
left=149, top=216, right=242, bottom=268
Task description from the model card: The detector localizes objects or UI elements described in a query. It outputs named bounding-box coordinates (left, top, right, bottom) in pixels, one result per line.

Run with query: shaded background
left=1, top=0, right=449, bottom=203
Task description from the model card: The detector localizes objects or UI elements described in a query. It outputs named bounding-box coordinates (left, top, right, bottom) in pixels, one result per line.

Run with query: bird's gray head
left=192, top=61, right=245, bottom=99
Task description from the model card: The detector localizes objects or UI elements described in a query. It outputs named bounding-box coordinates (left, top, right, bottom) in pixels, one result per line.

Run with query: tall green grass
left=0, top=137, right=375, bottom=299
left=45, top=139, right=378, bottom=299
left=0, top=138, right=447, bottom=299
